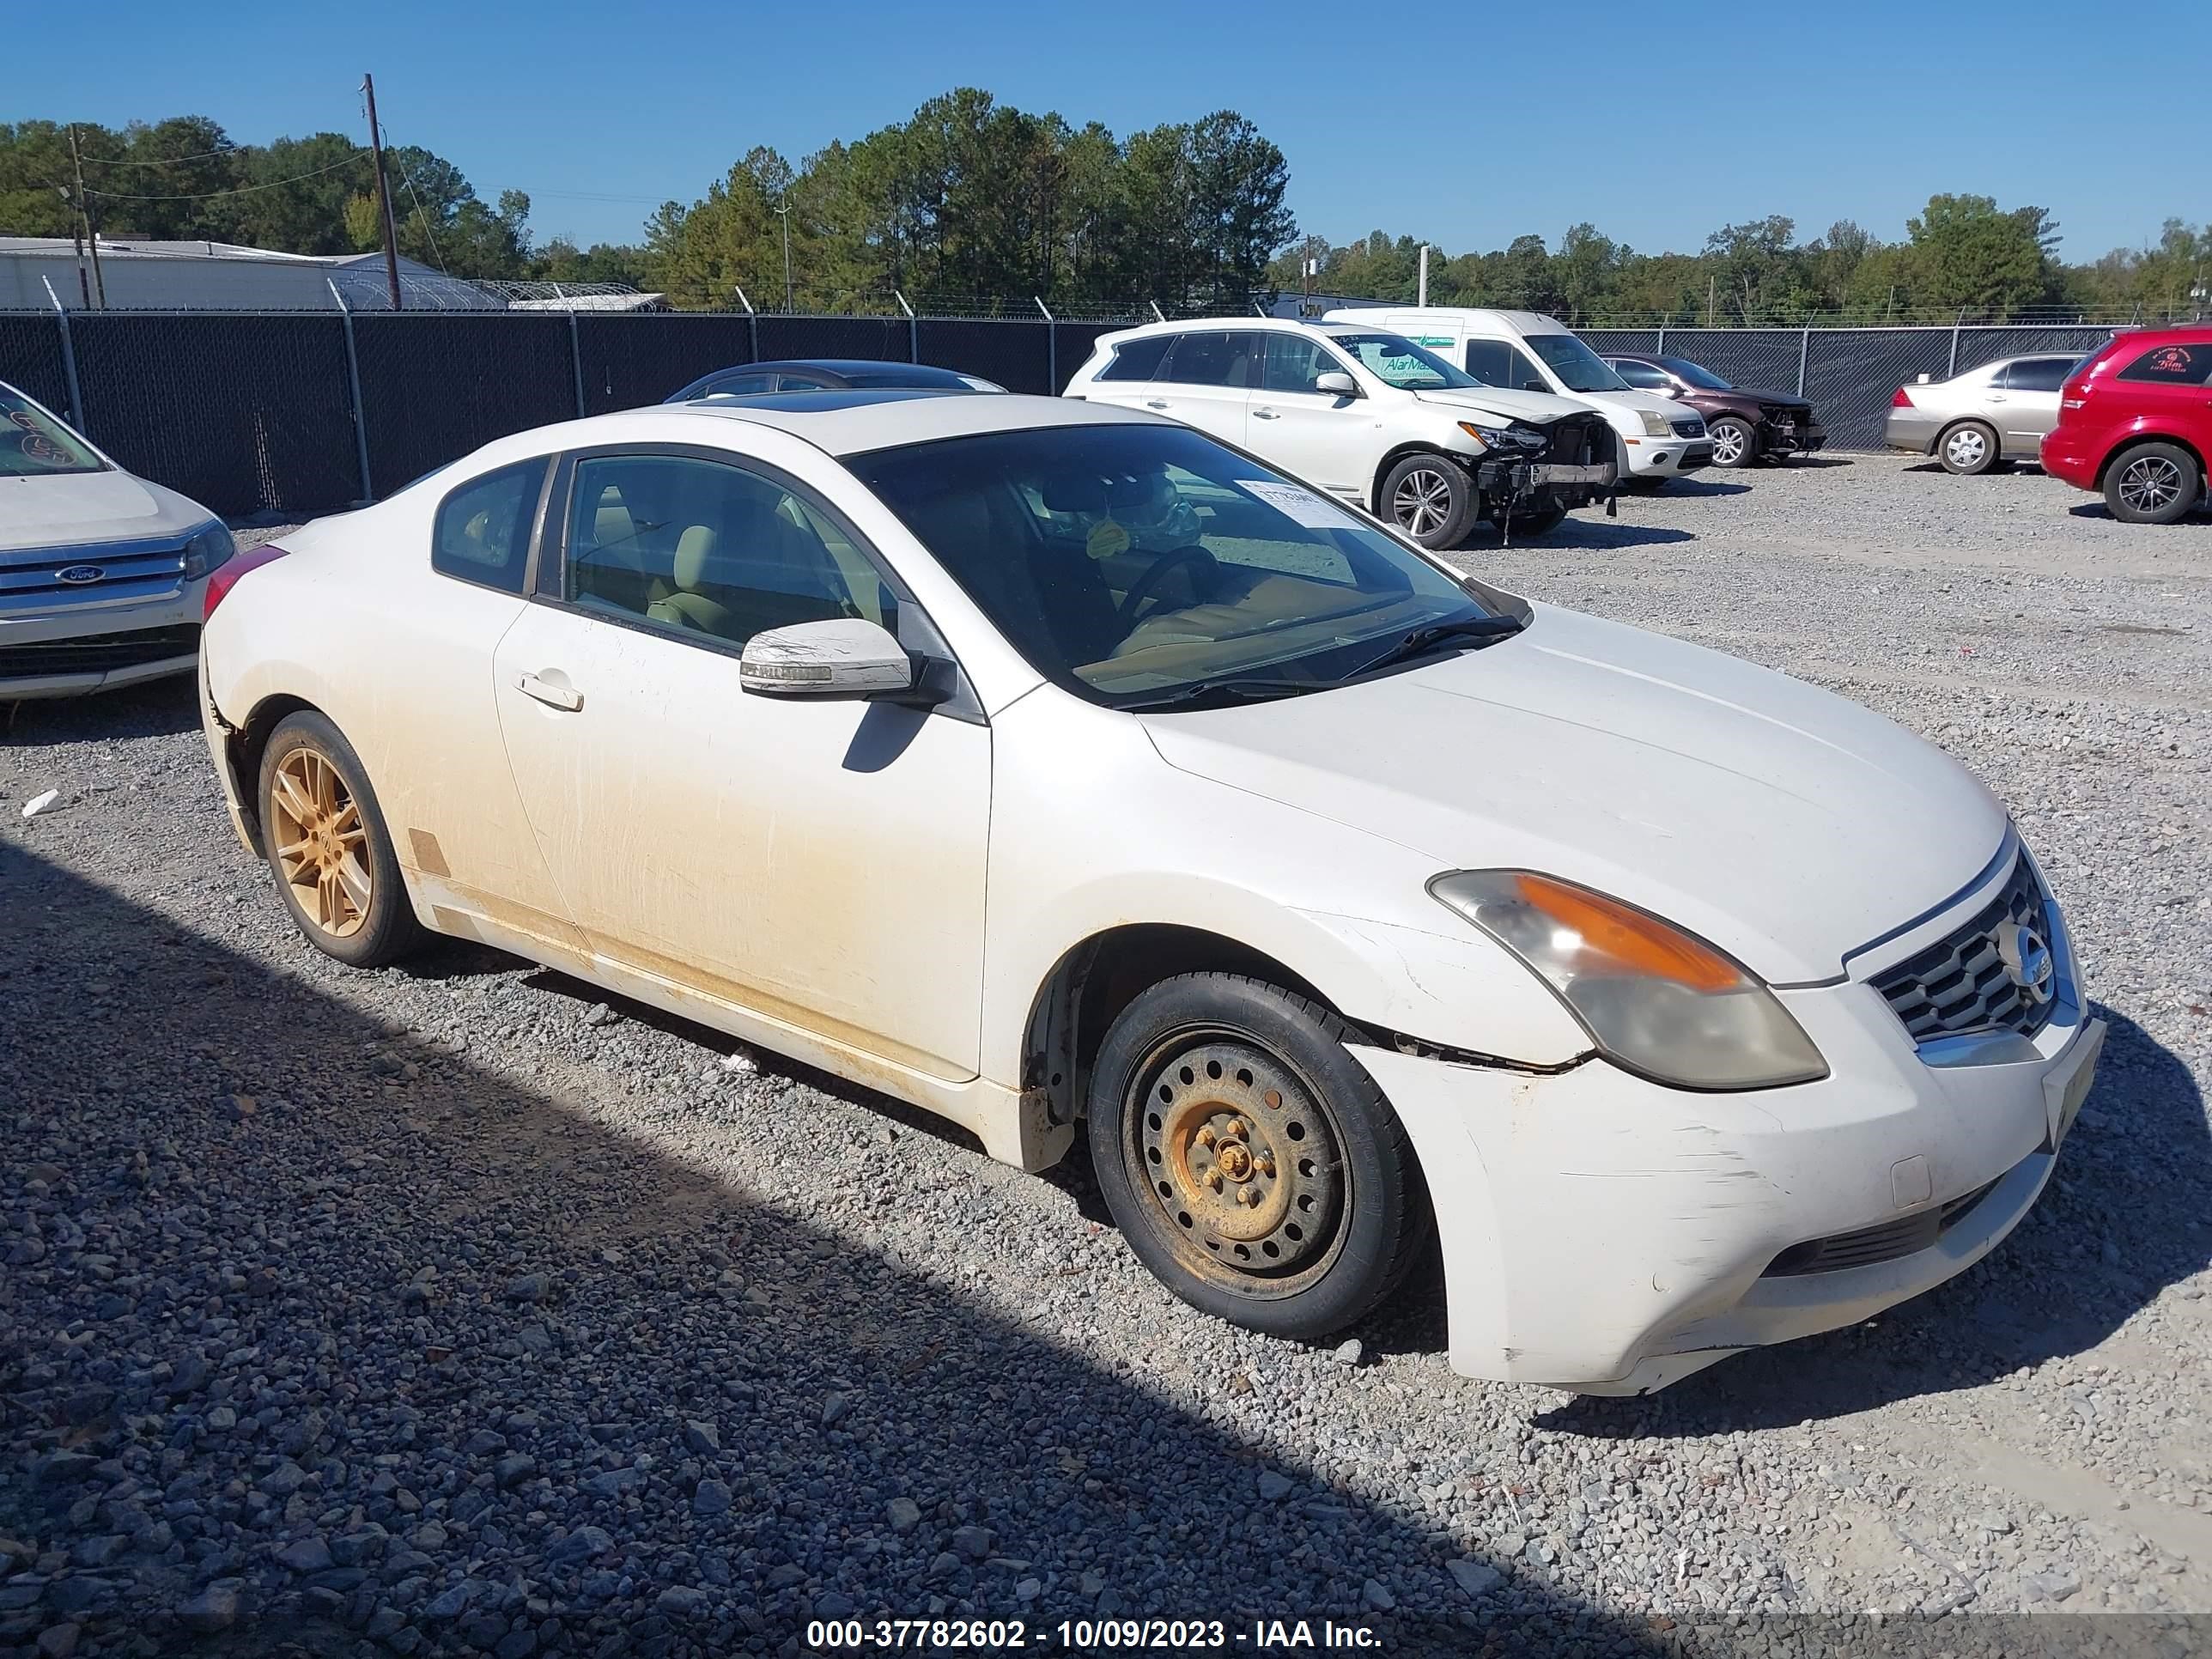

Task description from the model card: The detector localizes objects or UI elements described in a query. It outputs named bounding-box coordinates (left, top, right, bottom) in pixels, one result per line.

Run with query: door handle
left=1145, top=399, right=1171, bottom=410
left=1252, top=407, right=1281, bottom=420
left=515, top=671, right=583, bottom=712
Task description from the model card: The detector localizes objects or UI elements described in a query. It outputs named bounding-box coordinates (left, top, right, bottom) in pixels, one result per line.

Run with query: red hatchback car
left=2041, top=325, right=2212, bottom=524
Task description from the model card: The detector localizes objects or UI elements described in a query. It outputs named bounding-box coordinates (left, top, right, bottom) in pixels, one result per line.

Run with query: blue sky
left=11, top=0, right=2207, bottom=263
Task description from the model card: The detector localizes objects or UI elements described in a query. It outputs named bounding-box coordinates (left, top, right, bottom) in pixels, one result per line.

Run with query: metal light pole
left=773, top=203, right=793, bottom=310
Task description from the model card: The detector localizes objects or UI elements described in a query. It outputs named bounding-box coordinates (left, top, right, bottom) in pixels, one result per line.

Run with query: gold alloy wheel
left=1133, top=1036, right=1348, bottom=1297
left=269, top=746, right=373, bottom=939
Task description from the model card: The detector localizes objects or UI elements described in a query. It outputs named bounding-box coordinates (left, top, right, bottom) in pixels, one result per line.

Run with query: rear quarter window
left=1097, top=337, right=1172, bottom=382
left=433, top=460, right=547, bottom=593
left=2118, top=343, right=2212, bottom=386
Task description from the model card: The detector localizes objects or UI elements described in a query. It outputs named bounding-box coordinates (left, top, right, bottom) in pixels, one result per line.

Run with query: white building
left=0, top=237, right=499, bottom=311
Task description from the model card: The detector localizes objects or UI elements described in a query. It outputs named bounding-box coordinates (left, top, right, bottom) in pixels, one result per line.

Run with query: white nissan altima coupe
left=197, top=389, right=2103, bottom=1394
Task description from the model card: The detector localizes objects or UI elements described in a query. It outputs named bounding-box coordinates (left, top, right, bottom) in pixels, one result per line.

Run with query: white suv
left=1064, top=319, right=1616, bottom=546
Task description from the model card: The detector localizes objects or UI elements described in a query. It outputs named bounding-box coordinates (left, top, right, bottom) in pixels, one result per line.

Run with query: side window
left=2118, top=343, right=2210, bottom=386
left=561, top=453, right=866, bottom=648
left=2001, top=359, right=2070, bottom=392
left=1160, top=331, right=1261, bottom=388
left=1261, top=334, right=1347, bottom=394
left=1612, top=359, right=1672, bottom=390
left=704, top=373, right=776, bottom=397
left=1097, top=336, right=1172, bottom=382
left=1463, top=340, right=1547, bottom=391
left=432, top=459, right=546, bottom=593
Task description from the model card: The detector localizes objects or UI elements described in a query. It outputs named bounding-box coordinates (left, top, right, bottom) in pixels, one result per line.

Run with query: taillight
left=203, top=544, right=289, bottom=620
left=1891, top=386, right=1914, bottom=408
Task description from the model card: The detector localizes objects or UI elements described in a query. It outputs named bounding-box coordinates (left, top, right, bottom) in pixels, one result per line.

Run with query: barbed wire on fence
left=1577, top=304, right=2207, bottom=331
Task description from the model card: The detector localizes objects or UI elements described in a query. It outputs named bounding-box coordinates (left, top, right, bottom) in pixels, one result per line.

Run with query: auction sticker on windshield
left=1233, top=478, right=1364, bottom=531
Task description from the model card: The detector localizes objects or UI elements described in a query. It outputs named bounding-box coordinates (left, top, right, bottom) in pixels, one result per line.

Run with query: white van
left=1324, top=307, right=1714, bottom=486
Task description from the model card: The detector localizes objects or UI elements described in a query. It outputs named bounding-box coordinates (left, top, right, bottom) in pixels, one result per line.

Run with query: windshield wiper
left=1120, top=677, right=1328, bottom=712
left=1348, top=614, right=1524, bottom=679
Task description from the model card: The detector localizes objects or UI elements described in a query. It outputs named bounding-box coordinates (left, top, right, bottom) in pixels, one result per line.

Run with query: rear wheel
left=1939, top=421, right=1998, bottom=475
left=258, top=711, right=423, bottom=968
left=1707, top=416, right=1757, bottom=468
left=1087, top=974, right=1432, bottom=1342
left=2103, top=441, right=2201, bottom=525
left=1381, top=453, right=1477, bottom=549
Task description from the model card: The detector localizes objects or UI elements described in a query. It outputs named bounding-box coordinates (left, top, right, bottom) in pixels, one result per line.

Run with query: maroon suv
left=1601, top=354, right=1826, bottom=468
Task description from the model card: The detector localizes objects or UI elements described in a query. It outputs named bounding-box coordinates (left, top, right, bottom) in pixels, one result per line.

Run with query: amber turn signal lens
left=1510, top=872, right=1744, bottom=993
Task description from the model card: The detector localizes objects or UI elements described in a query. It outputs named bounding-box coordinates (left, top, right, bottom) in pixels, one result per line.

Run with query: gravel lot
left=3, top=455, right=2209, bottom=1658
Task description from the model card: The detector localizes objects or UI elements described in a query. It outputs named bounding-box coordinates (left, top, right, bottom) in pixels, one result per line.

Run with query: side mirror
left=1521, top=380, right=1551, bottom=394
left=739, top=617, right=917, bottom=699
left=1313, top=370, right=1359, bottom=398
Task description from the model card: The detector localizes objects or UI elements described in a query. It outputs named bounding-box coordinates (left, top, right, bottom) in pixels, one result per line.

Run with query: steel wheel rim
left=1126, top=1032, right=1349, bottom=1299
left=1392, top=468, right=1454, bottom=538
left=1947, top=428, right=1986, bottom=468
left=2118, top=456, right=2183, bottom=513
left=270, top=747, right=372, bottom=939
left=1712, top=423, right=1747, bottom=465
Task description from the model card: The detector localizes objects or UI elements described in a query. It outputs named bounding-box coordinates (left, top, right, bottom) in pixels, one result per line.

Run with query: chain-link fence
left=1582, top=324, right=2120, bottom=451
left=0, top=307, right=2145, bottom=517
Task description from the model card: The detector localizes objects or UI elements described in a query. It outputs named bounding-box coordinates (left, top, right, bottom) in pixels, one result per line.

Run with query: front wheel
left=1381, top=453, right=1477, bottom=549
left=1087, top=974, right=1432, bottom=1343
left=1707, top=416, right=1756, bottom=468
left=1486, top=498, right=1569, bottom=537
left=2104, top=441, right=2202, bottom=525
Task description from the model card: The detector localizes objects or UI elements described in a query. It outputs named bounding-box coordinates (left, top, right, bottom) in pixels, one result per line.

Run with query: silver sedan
left=1884, top=354, right=2084, bottom=475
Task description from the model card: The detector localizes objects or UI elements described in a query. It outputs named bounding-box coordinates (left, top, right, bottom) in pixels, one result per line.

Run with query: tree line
left=3, top=103, right=2204, bottom=323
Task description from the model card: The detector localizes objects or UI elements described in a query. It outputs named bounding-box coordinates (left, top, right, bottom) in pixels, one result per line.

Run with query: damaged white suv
left=1064, top=319, right=1616, bottom=546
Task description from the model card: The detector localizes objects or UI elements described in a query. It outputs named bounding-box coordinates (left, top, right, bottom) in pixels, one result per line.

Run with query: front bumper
left=1617, top=440, right=1711, bottom=477
left=1476, top=459, right=1616, bottom=507
left=1763, top=418, right=1826, bottom=454
left=1354, top=874, right=2102, bottom=1393
left=0, top=587, right=206, bottom=700
left=1885, top=408, right=1943, bottom=454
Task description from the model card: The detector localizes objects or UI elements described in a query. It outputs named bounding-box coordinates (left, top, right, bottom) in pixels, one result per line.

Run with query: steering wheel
left=1116, top=544, right=1220, bottom=626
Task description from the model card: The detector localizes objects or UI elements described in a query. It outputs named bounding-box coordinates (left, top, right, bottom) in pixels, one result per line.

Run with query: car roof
left=455, top=392, right=1161, bottom=471
left=1100, top=315, right=1407, bottom=343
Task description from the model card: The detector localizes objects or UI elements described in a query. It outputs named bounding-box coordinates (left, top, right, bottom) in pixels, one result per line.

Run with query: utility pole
left=1706, top=273, right=1716, bottom=328
left=68, top=127, right=106, bottom=308
left=362, top=74, right=404, bottom=310
left=1418, top=244, right=1430, bottom=308
left=55, top=186, right=89, bottom=309
left=1301, top=236, right=1318, bottom=314
left=774, top=202, right=793, bottom=310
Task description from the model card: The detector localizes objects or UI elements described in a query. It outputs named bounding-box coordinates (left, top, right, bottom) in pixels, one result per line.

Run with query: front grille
left=0, top=540, right=188, bottom=616
left=1670, top=417, right=1706, bottom=439
left=0, top=623, right=200, bottom=680
left=1763, top=1177, right=2003, bottom=1277
left=1869, top=854, right=2057, bottom=1044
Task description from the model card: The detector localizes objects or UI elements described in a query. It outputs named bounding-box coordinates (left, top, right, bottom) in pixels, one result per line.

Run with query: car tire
left=1086, top=973, right=1433, bottom=1344
left=1381, top=453, right=1477, bottom=549
left=1486, top=499, right=1569, bottom=537
left=1707, top=416, right=1757, bottom=468
left=257, top=711, right=425, bottom=969
left=1938, top=421, right=1999, bottom=476
left=2103, top=441, right=2202, bottom=525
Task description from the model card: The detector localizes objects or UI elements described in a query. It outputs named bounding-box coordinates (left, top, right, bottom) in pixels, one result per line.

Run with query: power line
left=77, top=142, right=246, bottom=169
left=379, top=125, right=450, bottom=275
left=82, top=151, right=368, bottom=202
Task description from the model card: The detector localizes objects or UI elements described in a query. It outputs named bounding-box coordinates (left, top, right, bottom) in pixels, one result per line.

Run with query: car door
left=1146, top=330, right=1259, bottom=445
left=1248, top=333, right=1364, bottom=493
left=1992, top=357, right=2070, bottom=453
left=489, top=443, right=992, bottom=1081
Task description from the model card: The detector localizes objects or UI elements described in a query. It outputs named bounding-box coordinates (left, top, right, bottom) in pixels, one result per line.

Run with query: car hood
left=1735, top=388, right=1812, bottom=410
left=1567, top=387, right=1703, bottom=428
left=1411, top=385, right=1593, bottom=425
left=1139, top=604, right=2006, bottom=984
left=0, top=468, right=216, bottom=553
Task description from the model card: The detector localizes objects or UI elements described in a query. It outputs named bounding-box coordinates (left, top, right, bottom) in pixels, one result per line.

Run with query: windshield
left=847, top=422, right=1521, bottom=708
left=1526, top=334, right=1629, bottom=392
left=0, top=389, right=104, bottom=477
left=1662, top=357, right=1733, bottom=391
left=1329, top=333, right=1482, bottom=391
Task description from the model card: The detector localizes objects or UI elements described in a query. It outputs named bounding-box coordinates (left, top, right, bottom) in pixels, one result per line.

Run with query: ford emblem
left=56, top=563, right=105, bottom=585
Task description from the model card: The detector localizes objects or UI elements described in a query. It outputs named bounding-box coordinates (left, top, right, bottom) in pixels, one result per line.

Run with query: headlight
left=1428, top=870, right=1827, bottom=1091
left=1638, top=410, right=1673, bottom=438
left=1457, top=422, right=1546, bottom=453
left=184, top=523, right=235, bottom=581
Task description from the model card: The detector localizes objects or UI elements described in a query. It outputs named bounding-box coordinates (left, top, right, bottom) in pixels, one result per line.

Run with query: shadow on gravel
left=0, top=841, right=1668, bottom=1659
left=1777, top=456, right=1856, bottom=471
left=2067, top=502, right=2212, bottom=529
left=1462, top=521, right=1699, bottom=554
left=1540, top=1006, right=2210, bottom=1439
left=1637, top=478, right=1751, bottom=498
left=1, top=678, right=201, bottom=748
